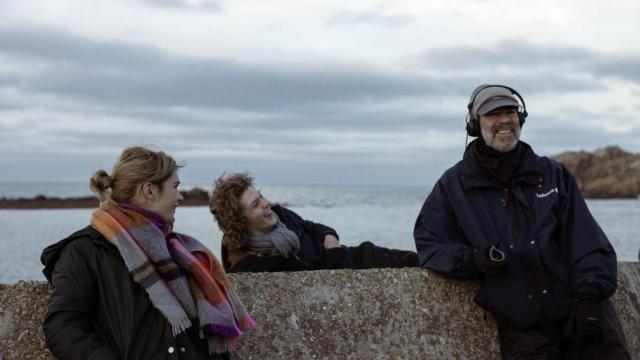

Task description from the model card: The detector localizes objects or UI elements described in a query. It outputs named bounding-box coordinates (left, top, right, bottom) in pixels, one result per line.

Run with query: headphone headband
left=465, top=84, right=528, bottom=137
left=467, top=84, right=527, bottom=120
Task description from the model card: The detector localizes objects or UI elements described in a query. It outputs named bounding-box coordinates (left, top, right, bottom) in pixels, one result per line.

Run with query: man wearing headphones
left=413, top=84, right=629, bottom=359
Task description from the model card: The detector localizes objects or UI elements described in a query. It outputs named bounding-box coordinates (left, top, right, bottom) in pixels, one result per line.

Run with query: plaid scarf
left=90, top=200, right=256, bottom=354
left=246, top=213, right=300, bottom=258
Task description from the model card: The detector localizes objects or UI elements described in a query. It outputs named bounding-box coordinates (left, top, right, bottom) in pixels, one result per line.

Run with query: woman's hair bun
left=89, top=170, right=113, bottom=198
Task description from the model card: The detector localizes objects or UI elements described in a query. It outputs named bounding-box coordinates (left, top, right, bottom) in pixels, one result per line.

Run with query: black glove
left=570, top=294, right=603, bottom=348
left=471, top=244, right=508, bottom=276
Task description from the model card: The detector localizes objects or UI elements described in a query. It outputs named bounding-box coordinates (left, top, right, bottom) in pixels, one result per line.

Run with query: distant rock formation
left=552, top=146, right=640, bottom=198
left=0, top=187, right=211, bottom=209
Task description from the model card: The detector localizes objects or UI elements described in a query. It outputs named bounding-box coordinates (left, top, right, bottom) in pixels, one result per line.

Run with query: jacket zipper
left=507, top=186, right=548, bottom=317
left=502, top=187, right=510, bottom=208
left=506, top=188, right=520, bottom=252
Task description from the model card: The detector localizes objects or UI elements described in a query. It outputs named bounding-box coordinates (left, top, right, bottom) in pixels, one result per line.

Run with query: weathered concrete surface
left=1, top=263, right=639, bottom=360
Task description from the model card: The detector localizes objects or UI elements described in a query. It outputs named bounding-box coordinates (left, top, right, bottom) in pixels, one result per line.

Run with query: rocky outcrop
left=552, top=146, right=640, bottom=198
left=0, top=187, right=211, bottom=209
left=2, top=265, right=639, bottom=359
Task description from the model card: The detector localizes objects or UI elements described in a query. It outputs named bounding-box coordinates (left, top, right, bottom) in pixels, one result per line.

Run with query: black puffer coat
left=41, top=226, right=229, bottom=360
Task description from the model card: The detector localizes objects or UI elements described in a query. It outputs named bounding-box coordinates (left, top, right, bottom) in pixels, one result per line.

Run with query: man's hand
left=323, top=234, right=340, bottom=249
left=472, top=244, right=508, bottom=276
left=570, top=294, right=603, bottom=350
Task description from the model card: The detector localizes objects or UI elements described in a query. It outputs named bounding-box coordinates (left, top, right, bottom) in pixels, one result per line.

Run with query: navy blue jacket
left=414, top=141, right=617, bottom=330
left=222, top=205, right=338, bottom=272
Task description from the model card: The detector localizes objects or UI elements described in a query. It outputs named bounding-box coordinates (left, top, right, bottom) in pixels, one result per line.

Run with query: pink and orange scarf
left=91, top=200, right=255, bottom=354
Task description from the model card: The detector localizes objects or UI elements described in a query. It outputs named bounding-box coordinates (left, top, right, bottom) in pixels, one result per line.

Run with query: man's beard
left=481, top=123, right=521, bottom=153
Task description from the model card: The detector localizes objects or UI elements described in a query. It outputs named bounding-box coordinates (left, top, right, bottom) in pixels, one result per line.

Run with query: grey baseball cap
left=471, top=86, right=520, bottom=117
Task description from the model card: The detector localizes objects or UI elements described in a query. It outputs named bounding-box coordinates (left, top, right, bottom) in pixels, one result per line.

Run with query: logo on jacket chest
left=536, top=187, right=558, bottom=198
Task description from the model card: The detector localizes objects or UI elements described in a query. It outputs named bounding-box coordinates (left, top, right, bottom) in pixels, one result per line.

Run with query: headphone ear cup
left=466, top=117, right=479, bottom=137
left=518, top=112, right=526, bottom=127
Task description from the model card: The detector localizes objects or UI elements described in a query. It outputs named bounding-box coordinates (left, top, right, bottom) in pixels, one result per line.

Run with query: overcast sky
left=0, top=0, right=639, bottom=186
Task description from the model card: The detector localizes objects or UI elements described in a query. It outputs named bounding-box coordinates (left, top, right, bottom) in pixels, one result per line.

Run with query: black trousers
left=497, top=299, right=630, bottom=360
left=323, top=241, right=419, bottom=269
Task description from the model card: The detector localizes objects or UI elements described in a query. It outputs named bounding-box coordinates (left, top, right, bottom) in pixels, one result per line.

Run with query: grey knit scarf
left=246, top=213, right=300, bottom=258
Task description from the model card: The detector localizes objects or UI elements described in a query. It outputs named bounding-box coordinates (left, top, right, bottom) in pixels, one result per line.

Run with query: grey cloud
left=31, top=63, right=430, bottom=110
left=523, top=108, right=640, bottom=158
left=3, top=27, right=624, bottom=120
left=20, top=101, right=461, bottom=162
left=0, top=27, right=441, bottom=111
left=77, top=99, right=459, bottom=137
left=0, top=92, right=27, bottom=111
left=326, top=9, right=414, bottom=27
left=459, top=75, right=602, bottom=96
left=590, top=56, right=640, bottom=83
left=423, top=39, right=594, bottom=70
left=139, top=0, right=222, bottom=11
left=0, top=73, right=21, bottom=85
left=10, top=88, right=446, bottom=139
left=1, top=26, right=638, bottom=187
left=420, top=39, right=640, bottom=87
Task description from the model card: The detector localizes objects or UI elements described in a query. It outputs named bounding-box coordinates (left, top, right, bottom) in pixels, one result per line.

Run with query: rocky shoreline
left=0, top=187, right=211, bottom=209
left=1, top=146, right=639, bottom=209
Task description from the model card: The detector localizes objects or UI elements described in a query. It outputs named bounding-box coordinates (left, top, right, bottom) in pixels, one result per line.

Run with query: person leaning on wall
left=413, top=84, right=630, bottom=359
left=209, top=172, right=419, bottom=273
left=40, top=146, right=255, bottom=360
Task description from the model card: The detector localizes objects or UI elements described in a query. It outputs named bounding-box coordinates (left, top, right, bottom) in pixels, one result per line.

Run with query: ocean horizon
left=1, top=182, right=638, bottom=284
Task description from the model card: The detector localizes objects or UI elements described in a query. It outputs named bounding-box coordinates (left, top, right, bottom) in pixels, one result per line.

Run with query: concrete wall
left=1, top=263, right=639, bottom=359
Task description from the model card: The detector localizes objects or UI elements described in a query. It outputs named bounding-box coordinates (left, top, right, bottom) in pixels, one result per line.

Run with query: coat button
left=542, top=289, right=548, bottom=294
left=180, top=347, right=186, bottom=353
left=509, top=245, right=514, bottom=249
left=528, top=294, right=533, bottom=299
left=530, top=240, right=535, bottom=245
left=168, top=347, right=175, bottom=354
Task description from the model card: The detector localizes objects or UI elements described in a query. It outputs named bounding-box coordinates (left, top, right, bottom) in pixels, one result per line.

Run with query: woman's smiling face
left=143, top=170, right=183, bottom=225
left=240, top=186, right=276, bottom=236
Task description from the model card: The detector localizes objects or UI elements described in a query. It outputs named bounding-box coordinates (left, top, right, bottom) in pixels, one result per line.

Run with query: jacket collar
left=460, top=140, right=543, bottom=190
left=41, top=225, right=106, bottom=283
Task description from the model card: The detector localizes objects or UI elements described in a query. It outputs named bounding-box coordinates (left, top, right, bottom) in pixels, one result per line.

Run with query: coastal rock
left=0, top=188, right=211, bottom=209
left=178, top=187, right=211, bottom=206
left=552, top=146, right=640, bottom=198
left=2, top=265, right=639, bottom=359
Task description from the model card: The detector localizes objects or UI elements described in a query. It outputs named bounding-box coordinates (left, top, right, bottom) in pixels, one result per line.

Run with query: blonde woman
left=41, top=146, right=255, bottom=360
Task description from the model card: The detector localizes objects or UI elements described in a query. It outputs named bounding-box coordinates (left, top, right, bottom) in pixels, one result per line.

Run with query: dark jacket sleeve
left=277, top=205, right=339, bottom=242
left=43, top=240, right=120, bottom=360
left=413, top=180, right=477, bottom=278
left=302, top=218, right=338, bottom=241
left=228, top=254, right=312, bottom=273
left=557, top=165, right=617, bottom=299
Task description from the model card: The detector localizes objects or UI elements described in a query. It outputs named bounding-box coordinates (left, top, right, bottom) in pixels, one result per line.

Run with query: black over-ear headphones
left=465, top=84, right=528, bottom=137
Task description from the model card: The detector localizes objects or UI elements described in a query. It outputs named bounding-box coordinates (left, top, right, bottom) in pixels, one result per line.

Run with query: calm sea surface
left=1, top=183, right=639, bottom=283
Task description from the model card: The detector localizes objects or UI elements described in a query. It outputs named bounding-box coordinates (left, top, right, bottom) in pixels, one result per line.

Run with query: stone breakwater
left=1, top=265, right=639, bottom=360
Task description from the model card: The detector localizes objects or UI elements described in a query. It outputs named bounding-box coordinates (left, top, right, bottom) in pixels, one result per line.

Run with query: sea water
left=1, top=184, right=639, bottom=283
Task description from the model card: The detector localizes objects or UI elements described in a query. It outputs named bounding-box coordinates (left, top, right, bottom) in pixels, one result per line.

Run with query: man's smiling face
left=479, top=106, right=521, bottom=152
